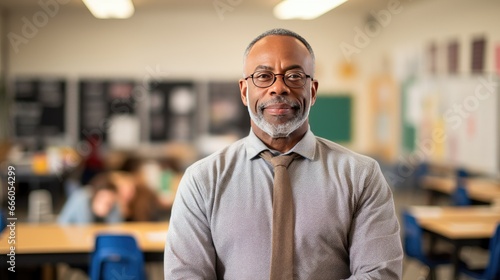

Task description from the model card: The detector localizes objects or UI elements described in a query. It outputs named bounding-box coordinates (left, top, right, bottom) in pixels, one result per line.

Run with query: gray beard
left=246, top=88, right=310, bottom=138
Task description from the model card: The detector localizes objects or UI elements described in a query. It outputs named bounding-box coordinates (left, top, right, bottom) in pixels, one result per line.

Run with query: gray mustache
left=259, top=96, right=300, bottom=110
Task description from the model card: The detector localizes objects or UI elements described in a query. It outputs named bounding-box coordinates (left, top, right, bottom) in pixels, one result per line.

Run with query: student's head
left=89, top=173, right=119, bottom=218
left=109, top=171, right=136, bottom=204
left=239, top=28, right=318, bottom=139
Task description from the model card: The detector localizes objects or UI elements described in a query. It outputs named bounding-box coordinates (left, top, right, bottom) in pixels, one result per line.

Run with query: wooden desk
left=0, top=222, right=168, bottom=266
left=422, top=175, right=500, bottom=204
left=409, top=206, right=500, bottom=279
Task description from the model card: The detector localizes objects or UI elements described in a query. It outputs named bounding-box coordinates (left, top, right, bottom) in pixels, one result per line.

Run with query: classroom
left=0, top=0, right=499, bottom=279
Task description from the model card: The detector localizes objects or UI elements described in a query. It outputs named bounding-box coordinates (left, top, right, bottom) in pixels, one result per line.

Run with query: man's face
left=239, top=35, right=318, bottom=138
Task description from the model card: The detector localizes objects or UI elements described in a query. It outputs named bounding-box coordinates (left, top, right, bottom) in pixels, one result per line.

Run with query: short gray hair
left=243, top=28, right=315, bottom=66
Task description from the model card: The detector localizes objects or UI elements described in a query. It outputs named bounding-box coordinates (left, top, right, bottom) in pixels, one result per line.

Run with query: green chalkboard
left=309, top=95, right=352, bottom=143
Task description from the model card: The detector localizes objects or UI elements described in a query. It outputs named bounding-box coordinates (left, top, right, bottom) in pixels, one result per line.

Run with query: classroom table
left=408, top=205, right=500, bottom=279
left=422, top=175, right=500, bottom=204
left=0, top=222, right=169, bottom=267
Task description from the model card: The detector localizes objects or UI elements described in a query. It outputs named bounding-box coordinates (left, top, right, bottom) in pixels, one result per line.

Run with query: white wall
left=7, top=6, right=362, bottom=81
left=6, top=4, right=368, bottom=149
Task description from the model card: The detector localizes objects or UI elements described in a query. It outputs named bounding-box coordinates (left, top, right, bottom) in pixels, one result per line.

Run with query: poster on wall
left=495, top=44, right=500, bottom=76
left=148, top=81, right=197, bottom=142
left=13, top=78, right=66, bottom=148
left=447, top=40, right=459, bottom=74
left=78, top=79, right=137, bottom=146
left=427, top=42, right=437, bottom=75
left=471, top=37, right=486, bottom=74
left=368, top=75, right=399, bottom=162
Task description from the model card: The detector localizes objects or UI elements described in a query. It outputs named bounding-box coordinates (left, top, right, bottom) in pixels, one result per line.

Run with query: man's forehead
left=244, top=35, right=313, bottom=70
left=254, top=64, right=305, bottom=72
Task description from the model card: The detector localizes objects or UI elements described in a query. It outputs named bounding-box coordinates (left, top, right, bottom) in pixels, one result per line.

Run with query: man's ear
left=310, top=79, right=319, bottom=106
left=239, top=79, right=248, bottom=106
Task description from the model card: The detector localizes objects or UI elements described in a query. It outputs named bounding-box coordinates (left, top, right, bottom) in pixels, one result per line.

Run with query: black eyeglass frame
left=244, top=71, right=314, bottom=88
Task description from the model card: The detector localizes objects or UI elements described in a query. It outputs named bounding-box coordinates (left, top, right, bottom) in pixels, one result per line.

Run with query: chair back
left=482, top=223, right=500, bottom=280
left=402, top=211, right=426, bottom=260
left=90, top=234, right=145, bottom=280
left=0, top=210, right=6, bottom=233
left=456, top=168, right=469, bottom=178
left=28, top=189, right=54, bottom=223
left=413, top=162, right=429, bottom=189
left=0, top=141, right=11, bottom=164
left=452, top=180, right=471, bottom=206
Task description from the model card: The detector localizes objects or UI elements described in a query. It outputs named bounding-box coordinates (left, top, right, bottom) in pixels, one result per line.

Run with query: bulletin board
left=309, top=95, right=352, bottom=143
left=148, top=81, right=197, bottom=142
left=13, top=78, right=66, bottom=142
left=78, top=79, right=136, bottom=142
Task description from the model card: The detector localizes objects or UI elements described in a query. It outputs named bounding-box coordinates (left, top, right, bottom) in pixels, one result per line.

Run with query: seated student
left=58, top=172, right=122, bottom=224
left=114, top=158, right=173, bottom=221
left=128, top=183, right=164, bottom=221
left=109, top=170, right=165, bottom=222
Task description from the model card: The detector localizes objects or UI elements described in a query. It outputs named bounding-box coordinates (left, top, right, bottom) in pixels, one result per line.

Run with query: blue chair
left=89, top=234, right=146, bottom=280
left=414, top=162, right=429, bottom=189
left=456, top=167, right=469, bottom=179
left=451, top=166, right=472, bottom=206
left=452, top=179, right=471, bottom=206
left=0, top=210, right=7, bottom=233
left=403, top=211, right=452, bottom=280
left=459, top=223, right=500, bottom=280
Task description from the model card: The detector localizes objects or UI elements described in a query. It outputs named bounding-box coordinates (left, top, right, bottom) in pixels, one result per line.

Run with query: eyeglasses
left=245, top=71, right=313, bottom=88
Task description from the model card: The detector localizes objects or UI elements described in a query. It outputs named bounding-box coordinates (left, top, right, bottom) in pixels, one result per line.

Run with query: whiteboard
left=405, top=74, right=500, bottom=175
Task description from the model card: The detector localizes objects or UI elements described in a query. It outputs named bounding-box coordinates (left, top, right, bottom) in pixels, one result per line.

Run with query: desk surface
left=0, top=222, right=169, bottom=255
left=422, top=175, right=500, bottom=203
left=409, top=205, right=500, bottom=239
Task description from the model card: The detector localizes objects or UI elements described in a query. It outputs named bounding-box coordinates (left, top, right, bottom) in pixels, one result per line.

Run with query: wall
left=351, top=0, right=500, bottom=172
left=4, top=0, right=500, bottom=157
left=356, top=0, right=500, bottom=76
left=6, top=4, right=368, bottom=149
left=336, top=0, right=500, bottom=157
left=6, top=6, right=362, bottom=81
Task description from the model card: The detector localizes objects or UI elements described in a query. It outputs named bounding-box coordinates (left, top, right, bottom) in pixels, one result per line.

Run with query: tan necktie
left=260, top=150, right=300, bottom=280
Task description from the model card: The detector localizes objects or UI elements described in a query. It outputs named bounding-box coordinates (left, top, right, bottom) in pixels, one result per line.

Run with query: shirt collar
left=245, top=128, right=316, bottom=161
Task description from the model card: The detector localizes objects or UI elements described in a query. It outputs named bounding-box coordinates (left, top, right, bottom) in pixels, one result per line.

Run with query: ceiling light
left=274, top=0, right=348, bottom=20
left=82, top=0, right=135, bottom=19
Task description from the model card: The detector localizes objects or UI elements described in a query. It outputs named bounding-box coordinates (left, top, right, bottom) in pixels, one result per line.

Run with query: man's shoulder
left=314, top=136, right=377, bottom=166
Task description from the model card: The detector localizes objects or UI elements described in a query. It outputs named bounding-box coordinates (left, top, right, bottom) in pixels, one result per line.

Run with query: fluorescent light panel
left=83, top=0, right=135, bottom=19
left=274, top=0, right=348, bottom=20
